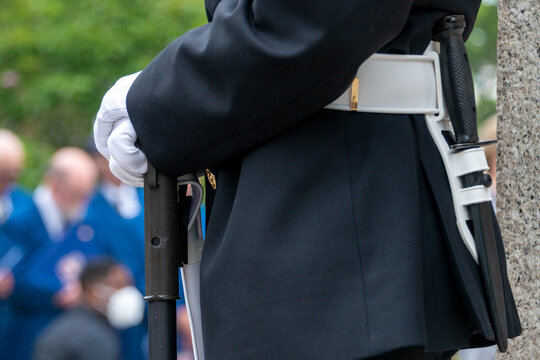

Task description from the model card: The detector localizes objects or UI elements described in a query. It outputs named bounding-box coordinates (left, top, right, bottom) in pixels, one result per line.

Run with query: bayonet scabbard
left=434, top=15, right=508, bottom=352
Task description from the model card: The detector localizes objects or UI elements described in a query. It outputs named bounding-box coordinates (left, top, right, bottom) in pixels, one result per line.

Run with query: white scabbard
left=181, top=262, right=205, bottom=360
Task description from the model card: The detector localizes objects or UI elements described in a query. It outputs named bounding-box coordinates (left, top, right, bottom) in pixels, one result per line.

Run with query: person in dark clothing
left=94, top=1, right=521, bottom=359
left=33, top=258, right=140, bottom=360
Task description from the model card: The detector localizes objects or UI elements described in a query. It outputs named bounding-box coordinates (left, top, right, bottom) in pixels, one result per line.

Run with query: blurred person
left=3, top=147, right=98, bottom=258
left=0, top=231, right=22, bottom=300
left=86, top=141, right=147, bottom=360
left=176, top=305, right=194, bottom=360
left=1, top=147, right=99, bottom=360
left=33, top=257, right=144, bottom=360
left=0, top=226, right=24, bottom=355
left=0, top=129, right=32, bottom=313
left=0, top=233, right=15, bottom=300
left=0, top=129, right=36, bottom=355
left=0, top=129, right=32, bottom=224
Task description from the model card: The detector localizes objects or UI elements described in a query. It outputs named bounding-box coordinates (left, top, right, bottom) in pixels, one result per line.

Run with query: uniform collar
left=33, top=184, right=66, bottom=241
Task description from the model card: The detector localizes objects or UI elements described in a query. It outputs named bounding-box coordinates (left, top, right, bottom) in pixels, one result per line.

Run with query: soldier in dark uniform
left=94, top=1, right=521, bottom=359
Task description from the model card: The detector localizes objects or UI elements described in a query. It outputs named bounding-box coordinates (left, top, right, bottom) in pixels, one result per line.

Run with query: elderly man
left=0, top=129, right=31, bottom=225
left=2, top=147, right=100, bottom=360
left=0, top=129, right=32, bottom=354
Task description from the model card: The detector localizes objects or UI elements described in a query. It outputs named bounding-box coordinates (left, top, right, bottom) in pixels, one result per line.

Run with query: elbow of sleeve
left=126, top=0, right=414, bottom=175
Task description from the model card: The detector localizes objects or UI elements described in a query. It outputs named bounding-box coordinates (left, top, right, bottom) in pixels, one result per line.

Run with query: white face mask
left=107, top=285, right=145, bottom=329
left=95, top=284, right=145, bottom=329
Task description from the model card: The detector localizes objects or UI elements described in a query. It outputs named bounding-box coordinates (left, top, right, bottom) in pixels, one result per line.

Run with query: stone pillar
left=497, top=1, right=539, bottom=359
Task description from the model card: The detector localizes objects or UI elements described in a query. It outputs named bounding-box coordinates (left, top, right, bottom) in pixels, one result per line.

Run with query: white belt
left=325, top=43, right=444, bottom=116
left=325, top=42, right=490, bottom=263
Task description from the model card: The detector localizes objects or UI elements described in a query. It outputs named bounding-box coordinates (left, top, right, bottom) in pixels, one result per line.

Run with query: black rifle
left=144, top=164, right=189, bottom=360
left=434, top=15, right=508, bottom=352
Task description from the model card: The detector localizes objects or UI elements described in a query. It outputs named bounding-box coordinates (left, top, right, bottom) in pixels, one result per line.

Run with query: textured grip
left=435, top=15, right=479, bottom=144
left=144, top=164, right=181, bottom=301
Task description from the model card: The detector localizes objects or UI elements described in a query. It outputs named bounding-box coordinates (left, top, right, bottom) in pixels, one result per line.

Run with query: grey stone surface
left=497, top=1, right=540, bottom=358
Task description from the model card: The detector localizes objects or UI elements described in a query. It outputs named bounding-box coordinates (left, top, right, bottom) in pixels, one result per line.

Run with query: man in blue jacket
left=0, top=129, right=33, bottom=354
left=0, top=129, right=31, bottom=297
left=2, top=147, right=99, bottom=360
left=95, top=1, right=521, bottom=358
left=0, top=129, right=32, bottom=226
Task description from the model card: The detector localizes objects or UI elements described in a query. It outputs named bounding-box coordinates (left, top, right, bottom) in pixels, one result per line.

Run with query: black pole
left=144, top=164, right=183, bottom=360
left=148, top=301, right=177, bottom=359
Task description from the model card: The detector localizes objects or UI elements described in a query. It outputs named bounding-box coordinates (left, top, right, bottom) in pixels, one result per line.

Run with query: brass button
left=350, top=77, right=359, bottom=111
left=206, top=169, right=217, bottom=190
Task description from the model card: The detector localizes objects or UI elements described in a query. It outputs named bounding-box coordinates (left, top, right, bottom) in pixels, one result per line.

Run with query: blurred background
left=1, top=0, right=498, bottom=188
left=0, top=0, right=207, bottom=187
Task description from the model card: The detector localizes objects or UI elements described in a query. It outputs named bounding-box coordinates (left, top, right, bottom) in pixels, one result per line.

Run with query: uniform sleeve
left=127, top=0, right=414, bottom=176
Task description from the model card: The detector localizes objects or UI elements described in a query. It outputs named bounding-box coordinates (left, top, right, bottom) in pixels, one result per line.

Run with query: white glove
left=94, top=72, right=148, bottom=187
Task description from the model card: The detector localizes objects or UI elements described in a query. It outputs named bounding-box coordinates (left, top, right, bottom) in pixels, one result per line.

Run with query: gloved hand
left=94, top=72, right=147, bottom=187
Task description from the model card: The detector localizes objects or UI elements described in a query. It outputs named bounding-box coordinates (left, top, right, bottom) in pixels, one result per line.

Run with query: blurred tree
left=466, top=1, right=498, bottom=127
left=0, top=1, right=497, bottom=187
left=0, top=0, right=206, bottom=186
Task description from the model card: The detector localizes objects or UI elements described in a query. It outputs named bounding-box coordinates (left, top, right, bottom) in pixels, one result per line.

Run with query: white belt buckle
left=325, top=44, right=446, bottom=118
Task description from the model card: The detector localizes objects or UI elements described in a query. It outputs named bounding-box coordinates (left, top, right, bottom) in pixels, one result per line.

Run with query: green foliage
left=0, top=0, right=206, bottom=186
left=466, top=3, right=498, bottom=125
left=18, top=135, right=55, bottom=190
left=0, top=1, right=498, bottom=188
